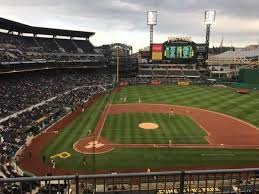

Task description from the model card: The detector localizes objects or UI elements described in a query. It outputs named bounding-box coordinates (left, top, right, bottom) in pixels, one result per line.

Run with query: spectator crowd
left=0, top=31, right=97, bottom=64
left=0, top=69, right=112, bottom=178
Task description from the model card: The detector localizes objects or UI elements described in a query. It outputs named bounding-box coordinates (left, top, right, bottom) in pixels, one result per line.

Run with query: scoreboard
left=164, top=46, right=194, bottom=59
left=152, top=44, right=163, bottom=61
left=196, top=44, right=208, bottom=61
left=151, top=39, right=207, bottom=64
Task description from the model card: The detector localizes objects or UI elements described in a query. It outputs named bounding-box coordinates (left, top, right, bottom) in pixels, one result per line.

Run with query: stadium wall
left=1, top=168, right=259, bottom=194
left=239, top=69, right=259, bottom=84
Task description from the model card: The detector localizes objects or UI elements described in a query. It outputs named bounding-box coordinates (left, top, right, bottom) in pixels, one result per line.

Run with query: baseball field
left=18, top=85, right=259, bottom=175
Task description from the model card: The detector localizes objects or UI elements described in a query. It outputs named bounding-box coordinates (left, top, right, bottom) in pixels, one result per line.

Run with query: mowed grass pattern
left=102, top=113, right=208, bottom=144
left=41, top=86, right=259, bottom=171
left=114, top=85, right=259, bottom=127
left=50, top=148, right=259, bottom=171
left=42, top=95, right=108, bottom=159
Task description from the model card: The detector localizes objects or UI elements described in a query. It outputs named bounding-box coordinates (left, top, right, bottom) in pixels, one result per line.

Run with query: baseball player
left=169, top=108, right=174, bottom=118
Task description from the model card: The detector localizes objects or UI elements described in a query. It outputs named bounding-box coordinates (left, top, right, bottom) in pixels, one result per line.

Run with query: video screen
left=165, top=46, right=194, bottom=59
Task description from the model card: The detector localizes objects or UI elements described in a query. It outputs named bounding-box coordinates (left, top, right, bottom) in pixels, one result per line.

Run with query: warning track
left=18, top=102, right=259, bottom=175
left=108, top=104, right=259, bottom=146
left=73, top=103, right=259, bottom=155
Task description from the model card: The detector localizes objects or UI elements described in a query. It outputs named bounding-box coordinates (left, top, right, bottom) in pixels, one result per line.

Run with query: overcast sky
left=0, top=0, right=259, bottom=52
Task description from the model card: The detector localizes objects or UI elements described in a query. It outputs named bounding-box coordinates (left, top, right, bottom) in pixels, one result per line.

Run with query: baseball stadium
left=1, top=1, right=259, bottom=194
left=18, top=85, right=259, bottom=175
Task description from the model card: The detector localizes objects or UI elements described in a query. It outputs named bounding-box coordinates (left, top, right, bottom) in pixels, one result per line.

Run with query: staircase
left=72, top=40, right=84, bottom=53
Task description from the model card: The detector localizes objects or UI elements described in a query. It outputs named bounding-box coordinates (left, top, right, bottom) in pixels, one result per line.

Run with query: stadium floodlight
left=204, top=10, right=216, bottom=61
left=147, top=11, right=158, bottom=63
left=147, top=11, right=157, bottom=25
left=204, top=10, right=216, bottom=25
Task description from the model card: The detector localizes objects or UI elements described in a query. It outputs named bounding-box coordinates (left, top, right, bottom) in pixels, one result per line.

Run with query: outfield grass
left=42, top=94, right=108, bottom=160
left=41, top=85, right=259, bottom=171
left=114, top=85, right=259, bottom=127
left=47, top=148, right=259, bottom=171
left=102, top=113, right=208, bottom=144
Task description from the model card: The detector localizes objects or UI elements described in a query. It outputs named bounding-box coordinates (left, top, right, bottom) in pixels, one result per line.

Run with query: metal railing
left=1, top=168, right=259, bottom=194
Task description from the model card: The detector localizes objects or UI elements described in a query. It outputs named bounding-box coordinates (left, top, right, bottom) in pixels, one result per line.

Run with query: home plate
left=85, top=141, right=104, bottom=149
left=220, top=144, right=224, bottom=146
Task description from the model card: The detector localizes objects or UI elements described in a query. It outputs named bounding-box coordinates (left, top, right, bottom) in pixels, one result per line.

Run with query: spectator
left=0, top=69, right=113, bottom=177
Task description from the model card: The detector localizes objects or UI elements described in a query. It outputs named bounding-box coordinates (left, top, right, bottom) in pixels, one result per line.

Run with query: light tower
left=147, top=11, right=157, bottom=62
left=204, top=10, right=216, bottom=60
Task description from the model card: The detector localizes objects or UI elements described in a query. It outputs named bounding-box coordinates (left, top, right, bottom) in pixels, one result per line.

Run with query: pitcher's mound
left=139, top=122, right=159, bottom=130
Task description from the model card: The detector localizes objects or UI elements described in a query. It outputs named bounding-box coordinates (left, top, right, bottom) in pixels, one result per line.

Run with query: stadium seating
left=138, top=67, right=201, bottom=79
left=0, top=32, right=37, bottom=51
left=56, top=39, right=78, bottom=53
left=138, top=70, right=153, bottom=76
left=168, top=70, right=184, bottom=77
left=0, top=69, right=112, bottom=178
left=182, top=70, right=201, bottom=77
left=73, top=39, right=95, bottom=53
left=153, top=69, right=168, bottom=77
left=0, top=32, right=96, bottom=63
left=36, top=37, right=60, bottom=53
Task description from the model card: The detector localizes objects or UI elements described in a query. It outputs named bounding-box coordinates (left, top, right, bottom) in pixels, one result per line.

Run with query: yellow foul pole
left=116, top=45, right=119, bottom=84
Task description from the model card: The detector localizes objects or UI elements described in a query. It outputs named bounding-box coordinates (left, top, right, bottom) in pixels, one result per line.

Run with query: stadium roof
left=0, top=17, right=95, bottom=38
left=212, top=49, right=259, bottom=59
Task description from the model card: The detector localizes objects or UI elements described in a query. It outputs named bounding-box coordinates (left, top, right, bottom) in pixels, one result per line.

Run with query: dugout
left=239, top=69, right=259, bottom=84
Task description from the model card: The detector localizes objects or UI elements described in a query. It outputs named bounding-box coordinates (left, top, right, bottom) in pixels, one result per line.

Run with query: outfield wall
left=239, top=69, right=259, bottom=84
left=231, top=82, right=259, bottom=90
